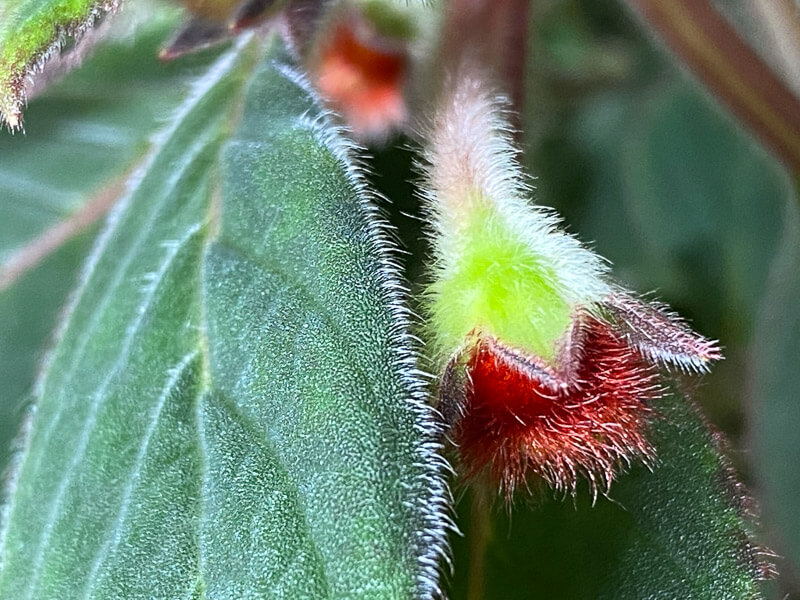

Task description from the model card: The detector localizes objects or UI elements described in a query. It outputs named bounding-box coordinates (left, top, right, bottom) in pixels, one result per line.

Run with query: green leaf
left=0, top=10, right=223, bottom=479
left=0, top=0, right=120, bottom=129
left=752, top=194, right=800, bottom=585
left=448, top=391, right=767, bottom=600
left=0, top=33, right=447, bottom=599
left=0, top=232, right=94, bottom=480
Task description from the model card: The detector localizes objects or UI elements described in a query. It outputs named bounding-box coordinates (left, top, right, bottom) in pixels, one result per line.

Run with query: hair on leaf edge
left=276, top=61, right=455, bottom=598
left=0, top=0, right=121, bottom=131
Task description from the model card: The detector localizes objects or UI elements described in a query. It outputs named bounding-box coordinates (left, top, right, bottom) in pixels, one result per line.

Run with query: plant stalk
left=623, top=0, right=800, bottom=177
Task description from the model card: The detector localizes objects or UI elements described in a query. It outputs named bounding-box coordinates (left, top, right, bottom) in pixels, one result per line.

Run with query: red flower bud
left=311, top=9, right=409, bottom=140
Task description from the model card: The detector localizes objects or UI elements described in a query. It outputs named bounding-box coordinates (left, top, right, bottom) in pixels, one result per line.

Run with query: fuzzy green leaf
left=0, top=33, right=446, bottom=599
left=0, top=11, right=223, bottom=478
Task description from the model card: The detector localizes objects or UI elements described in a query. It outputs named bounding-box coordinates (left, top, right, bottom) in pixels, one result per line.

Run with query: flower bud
left=422, top=70, right=720, bottom=497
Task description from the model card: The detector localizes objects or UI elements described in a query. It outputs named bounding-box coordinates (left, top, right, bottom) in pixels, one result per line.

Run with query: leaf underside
left=0, top=34, right=447, bottom=600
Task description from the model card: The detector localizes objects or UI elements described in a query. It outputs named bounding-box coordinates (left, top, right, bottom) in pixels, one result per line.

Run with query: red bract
left=449, top=313, right=664, bottom=498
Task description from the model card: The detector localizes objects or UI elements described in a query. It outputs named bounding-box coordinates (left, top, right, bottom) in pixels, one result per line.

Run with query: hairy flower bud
left=307, top=0, right=436, bottom=141
left=421, top=70, right=721, bottom=497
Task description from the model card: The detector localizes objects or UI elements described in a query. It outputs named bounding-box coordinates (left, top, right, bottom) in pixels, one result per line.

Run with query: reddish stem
left=624, top=0, right=800, bottom=175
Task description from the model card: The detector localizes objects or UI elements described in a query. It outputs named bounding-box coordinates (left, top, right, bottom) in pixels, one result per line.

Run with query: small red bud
left=311, top=11, right=409, bottom=140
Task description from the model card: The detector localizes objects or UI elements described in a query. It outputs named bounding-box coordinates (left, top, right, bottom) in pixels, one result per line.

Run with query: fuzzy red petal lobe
left=455, top=317, right=660, bottom=496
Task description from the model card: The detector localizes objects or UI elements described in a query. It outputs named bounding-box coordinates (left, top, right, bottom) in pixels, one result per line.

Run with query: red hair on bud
left=448, top=313, right=662, bottom=498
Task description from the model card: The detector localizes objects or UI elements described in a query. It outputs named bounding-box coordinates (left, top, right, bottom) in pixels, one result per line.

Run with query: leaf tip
left=0, top=0, right=120, bottom=131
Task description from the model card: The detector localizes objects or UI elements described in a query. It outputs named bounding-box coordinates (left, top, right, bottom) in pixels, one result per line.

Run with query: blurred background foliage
left=1, top=0, right=798, bottom=598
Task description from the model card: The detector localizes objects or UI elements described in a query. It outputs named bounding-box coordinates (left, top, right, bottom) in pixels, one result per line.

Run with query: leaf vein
left=212, top=390, right=333, bottom=598
left=80, top=349, right=200, bottom=600
left=24, top=223, right=202, bottom=600
left=15, top=44, right=251, bottom=504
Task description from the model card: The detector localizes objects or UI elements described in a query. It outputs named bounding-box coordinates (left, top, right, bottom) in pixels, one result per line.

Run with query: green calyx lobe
left=429, top=200, right=572, bottom=364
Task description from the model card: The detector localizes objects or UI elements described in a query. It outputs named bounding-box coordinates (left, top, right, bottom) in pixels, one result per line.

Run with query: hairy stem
left=466, top=485, right=492, bottom=600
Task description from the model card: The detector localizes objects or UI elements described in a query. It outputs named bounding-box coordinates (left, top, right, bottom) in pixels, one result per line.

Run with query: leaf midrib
left=181, top=32, right=338, bottom=599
